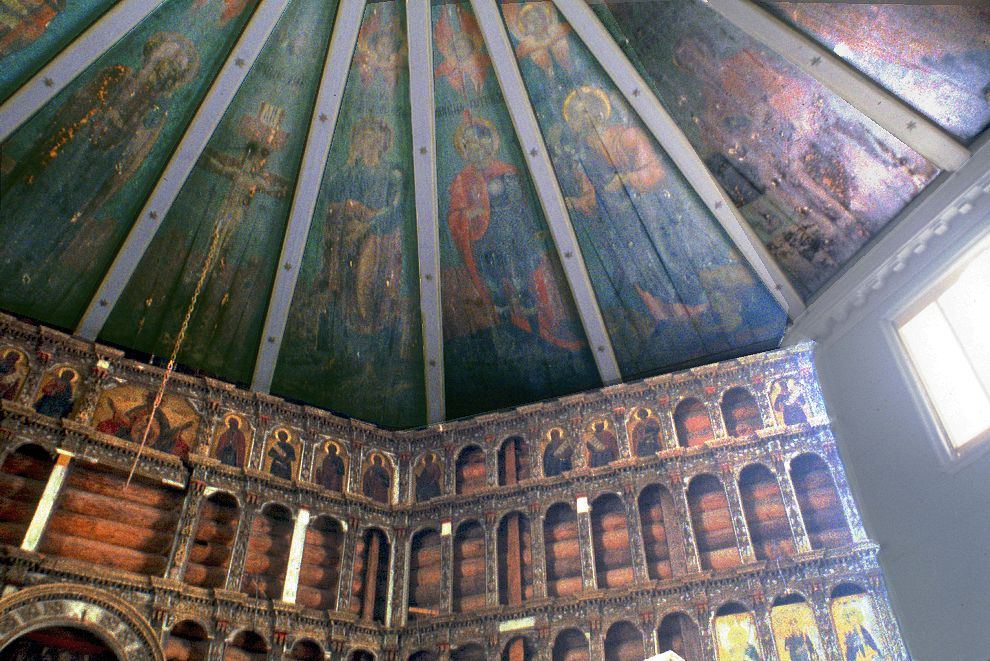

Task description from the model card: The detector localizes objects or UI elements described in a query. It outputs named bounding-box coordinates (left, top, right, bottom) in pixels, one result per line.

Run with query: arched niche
left=408, top=528, right=442, bottom=620
left=657, top=611, right=702, bottom=659
left=738, top=463, right=795, bottom=560
left=769, top=593, right=826, bottom=660
left=552, top=628, right=589, bottom=661
left=456, top=445, right=486, bottom=495
left=408, top=652, right=437, bottom=661
left=288, top=639, right=324, bottom=660
left=501, top=635, right=535, bottom=661
left=39, top=461, right=182, bottom=577
left=498, top=436, right=529, bottom=486
left=240, top=502, right=293, bottom=599
left=638, top=483, right=681, bottom=580
left=713, top=603, right=763, bottom=661
left=721, top=387, right=762, bottom=436
left=223, top=630, right=268, bottom=661
left=603, top=621, right=644, bottom=661
left=186, top=491, right=240, bottom=589
left=497, top=511, right=533, bottom=605
left=298, top=515, right=344, bottom=610
left=543, top=502, right=581, bottom=598
left=829, top=583, right=886, bottom=660
left=1, top=626, right=119, bottom=660
left=0, top=443, right=54, bottom=547
left=0, top=583, right=165, bottom=660
left=790, top=453, right=853, bottom=549
left=687, top=474, right=741, bottom=570
left=349, top=651, right=375, bottom=661
left=591, top=493, right=633, bottom=589
left=673, top=398, right=712, bottom=447
left=351, top=528, right=390, bottom=624
left=451, top=643, right=485, bottom=661
left=164, top=619, right=209, bottom=661
left=452, top=520, right=486, bottom=612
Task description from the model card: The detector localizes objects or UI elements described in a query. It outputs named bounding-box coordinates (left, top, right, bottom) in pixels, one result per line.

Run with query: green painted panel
left=102, top=0, right=339, bottom=386
left=0, top=0, right=120, bottom=102
left=502, top=2, right=787, bottom=379
left=271, top=1, right=426, bottom=429
left=433, top=2, right=599, bottom=421
left=597, top=0, right=940, bottom=298
left=0, top=0, right=259, bottom=331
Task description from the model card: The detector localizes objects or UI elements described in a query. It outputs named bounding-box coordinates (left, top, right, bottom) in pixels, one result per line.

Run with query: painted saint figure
left=33, top=368, right=75, bottom=418
left=773, top=379, right=809, bottom=426
left=433, top=5, right=489, bottom=97
left=632, top=408, right=662, bottom=456
left=0, top=349, right=27, bottom=401
left=321, top=116, right=405, bottom=338
left=543, top=428, right=573, bottom=477
left=95, top=390, right=194, bottom=459
left=503, top=2, right=572, bottom=78
left=415, top=452, right=442, bottom=502
left=363, top=454, right=392, bottom=504
left=316, top=442, right=345, bottom=492
left=267, top=430, right=296, bottom=480
left=448, top=111, right=582, bottom=349
left=214, top=416, right=247, bottom=468
left=586, top=421, right=618, bottom=468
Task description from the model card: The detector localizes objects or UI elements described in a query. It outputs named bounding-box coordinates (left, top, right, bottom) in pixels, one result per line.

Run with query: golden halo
left=454, top=113, right=499, bottom=159
left=518, top=3, right=553, bottom=30
left=562, top=86, right=611, bottom=127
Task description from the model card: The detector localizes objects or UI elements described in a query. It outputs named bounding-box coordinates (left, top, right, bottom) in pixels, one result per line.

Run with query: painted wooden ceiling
left=1, top=0, right=987, bottom=428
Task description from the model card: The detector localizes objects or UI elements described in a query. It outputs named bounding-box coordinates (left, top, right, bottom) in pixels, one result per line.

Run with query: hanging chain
left=126, top=217, right=226, bottom=488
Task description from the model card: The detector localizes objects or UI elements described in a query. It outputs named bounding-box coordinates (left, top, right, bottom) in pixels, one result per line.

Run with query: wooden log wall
left=186, top=493, right=240, bottom=589
left=223, top=631, right=267, bottom=661
left=543, top=503, right=582, bottom=598
left=408, top=528, right=442, bottom=620
left=452, top=520, right=486, bottom=612
left=603, top=621, right=645, bottom=661
left=591, top=494, right=633, bottom=589
left=739, top=464, right=796, bottom=560
left=498, top=437, right=529, bottom=486
left=791, top=453, right=854, bottom=549
left=688, top=474, right=742, bottom=571
left=638, top=484, right=674, bottom=581
left=297, top=515, right=344, bottom=610
left=497, top=512, right=533, bottom=605
left=287, top=641, right=324, bottom=660
left=0, top=444, right=52, bottom=546
left=39, top=462, right=181, bottom=576
left=674, top=398, right=713, bottom=447
left=350, top=528, right=390, bottom=623
left=240, top=504, right=293, bottom=600
left=721, top=387, right=763, bottom=436
left=455, top=446, right=486, bottom=495
left=163, top=621, right=209, bottom=661
left=552, top=628, right=590, bottom=661
left=657, top=612, right=702, bottom=659
left=501, top=635, right=534, bottom=661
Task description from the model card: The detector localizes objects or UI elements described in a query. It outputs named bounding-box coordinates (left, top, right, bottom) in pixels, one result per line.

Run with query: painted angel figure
left=353, top=7, right=406, bottom=92
left=503, top=2, right=572, bottom=79
left=433, top=4, right=490, bottom=97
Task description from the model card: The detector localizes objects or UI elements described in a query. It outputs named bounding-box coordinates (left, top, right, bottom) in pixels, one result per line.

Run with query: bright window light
left=896, top=237, right=990, bottom=453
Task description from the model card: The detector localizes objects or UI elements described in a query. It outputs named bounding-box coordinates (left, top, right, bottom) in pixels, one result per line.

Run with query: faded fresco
left=831, top=593, right=885, bottom=661
left=263, top=427, right=299, bottom=481
left=771, top=600, right=826, bottom=661
left=0, top=0, right=118, bottom=102
left=762, top=2, right=990, bottom=144
left=92, top=383, right=200, bottom=459
left=434, top=2, right=599, bottom=420
left=0, top=347, right=29, bottom=401
left=714, top=611, right=764, bottom=661
left=0, top=0, right=258, bottom=332
left=312, top=440, right=346, bottom=492
left=599, top=0, right=939, bottom=298
left=101, top=0, right=337, bottom=386
left=271, top=1, right=425, bottom=429
left=32, top=364, right=77, bottom=419
left=503, top=2, right=787, bottom=378
left=212, top=412, right=251, bottom=468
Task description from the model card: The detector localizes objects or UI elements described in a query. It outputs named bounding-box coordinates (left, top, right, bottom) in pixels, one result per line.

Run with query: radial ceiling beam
left=555, top=0, right=804, bottom=318
left=406, top=0, right=446, bottom=423
left=251, top=0, right=367, bottom=393
left=708, top=0, right=970, bottom=172
left=470, top=0, right=622, bottom=385
left=0, top=0, right=164, bottom=141
left=75, top=0, right=293, bottom=341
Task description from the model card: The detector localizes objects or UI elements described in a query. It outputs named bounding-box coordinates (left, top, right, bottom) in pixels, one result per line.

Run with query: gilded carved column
left=751, top=591, right=780, bottom=661
left=720, top=464, right=757, bottom=563
left=772, top=451, right=812, bottom=553
left=622, top=482, right=649, bottom=583
left=224, top=492, right=258, bottom=591
left=336, top=517, right=360, bottom=613
left=485, top=510, right=499, bottom=606
left=809, top=580, right=842, bottom=660
left=440, top=517, right=453, bottom=614
left=527, top=502, right=547, bottom=599
left=164, top=478, right=207, bottom=580
left=669, top=471, right=702, bottom=573
left=574, top=495, right=597, bottom=590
